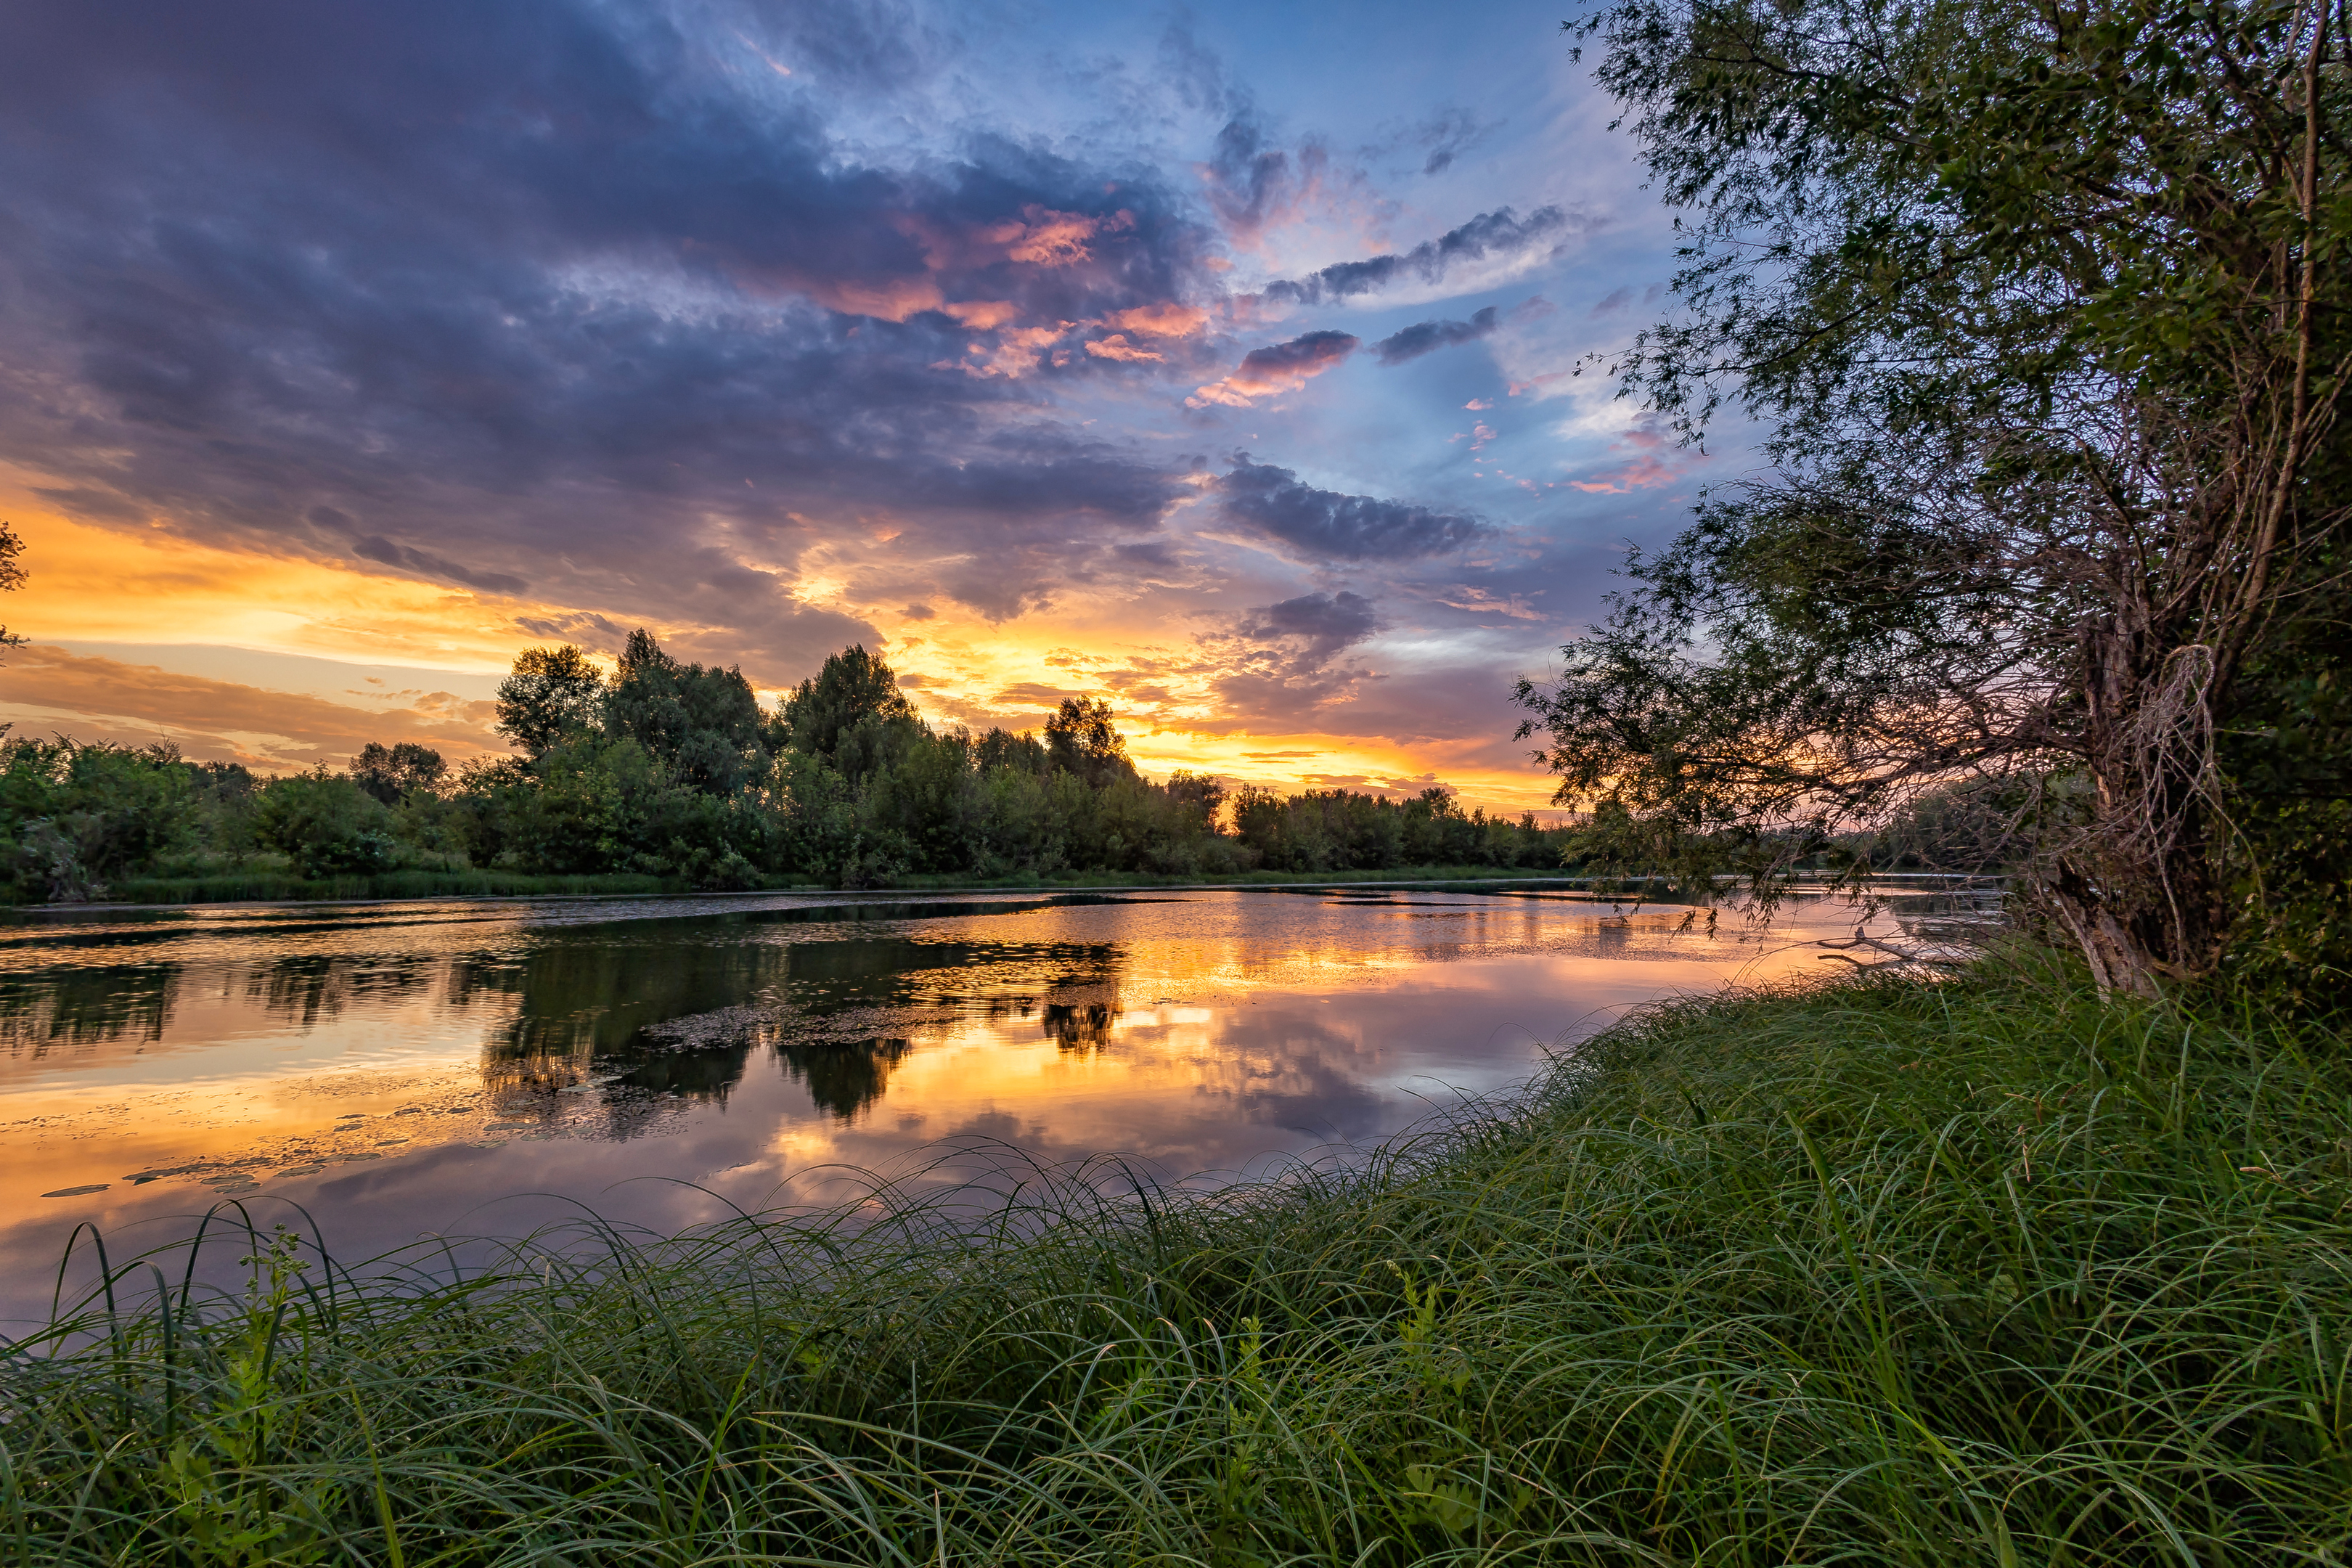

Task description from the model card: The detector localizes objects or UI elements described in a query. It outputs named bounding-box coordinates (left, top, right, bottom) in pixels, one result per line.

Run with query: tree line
left=0, top=634, right=1574, bottom=902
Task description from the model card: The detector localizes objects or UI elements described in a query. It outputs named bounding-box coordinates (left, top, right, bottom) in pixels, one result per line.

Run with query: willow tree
left=1519, top=0, right=2350, bottom=995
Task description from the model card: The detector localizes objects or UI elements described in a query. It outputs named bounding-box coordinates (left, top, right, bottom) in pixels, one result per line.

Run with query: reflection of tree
left=1042, top=1003, right=1112, bottom=1052
left=462, top=935, right=794, bottom=1106
left=0, top=963, right=179, bottom=1056
left=782, top=1037, right=910, bottom=1122
left=244, top=952, right=434, bottom=1029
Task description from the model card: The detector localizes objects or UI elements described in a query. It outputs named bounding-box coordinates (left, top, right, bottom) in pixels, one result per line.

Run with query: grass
left=5, top=954, right=2348, bottom=1564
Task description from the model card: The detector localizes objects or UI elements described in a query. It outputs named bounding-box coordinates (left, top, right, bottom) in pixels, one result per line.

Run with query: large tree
left=1519, top=0, right=2349, bottom=994
left=493, top=645, right=606, bottom=760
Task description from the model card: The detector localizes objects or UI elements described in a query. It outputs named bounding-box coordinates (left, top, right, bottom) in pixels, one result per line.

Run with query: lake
left=0, top=881, right=1989, bottom=1324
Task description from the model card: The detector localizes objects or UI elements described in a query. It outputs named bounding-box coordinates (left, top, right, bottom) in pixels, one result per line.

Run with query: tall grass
left=5, top=955, right=2348, bottom=1564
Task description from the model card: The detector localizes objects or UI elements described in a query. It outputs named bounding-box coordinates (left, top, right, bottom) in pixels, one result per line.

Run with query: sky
left=0, top=0, right=1727, bottom=814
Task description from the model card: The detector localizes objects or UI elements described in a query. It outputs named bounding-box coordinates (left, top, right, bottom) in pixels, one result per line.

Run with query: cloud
left=1238, top=591, right=1379, bottom=654
left=0, top=645, right=502, bottom=769
left=1214, top=459, right=1487, bottom=560
left=1371, top=306, right=1498, bottom=366
left=1404, top=108, right=1494, bottom=176
left=1101, top=303, right=1209, bottom=338
left=1192, top=590, right=1383, bottom=726
left=1564, top=415, right=1689, bottom=494
left=351, top=534, right=528, bottom=595
left=1085, top=333, right=1163, bottom=364
left=1188, top=331, right=1358, bottom=407
left=0, top=0, right=1218, bottom=665
left=1258, top=207, right=1583, bottom=308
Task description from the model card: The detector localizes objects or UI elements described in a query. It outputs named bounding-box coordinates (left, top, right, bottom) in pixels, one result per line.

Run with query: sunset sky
left=0, top=0, right=1728, bottom=814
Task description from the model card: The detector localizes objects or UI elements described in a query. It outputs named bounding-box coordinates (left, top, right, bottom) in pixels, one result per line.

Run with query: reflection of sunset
left=0, top=886, right=1964, bottom=1318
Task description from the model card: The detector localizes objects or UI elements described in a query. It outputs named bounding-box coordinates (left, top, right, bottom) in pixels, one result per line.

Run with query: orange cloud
left=0, top=645, right=502, bottom=769
left=0, top=512, right=548, bottom=670
left=1101, top=302, right=1209, bottom=338
left=978, top=205, right=1134, bottom=269
left=814, top=275, right=947, bottom=322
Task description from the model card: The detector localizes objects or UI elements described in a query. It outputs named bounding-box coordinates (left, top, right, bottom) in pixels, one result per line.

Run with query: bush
left=253, top=772, right=399, bottom=878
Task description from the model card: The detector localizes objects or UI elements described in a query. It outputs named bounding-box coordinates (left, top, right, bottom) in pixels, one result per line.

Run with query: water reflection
left=0, top=882, right=1998, bottom=1323
left=0, top=963, right=180, bottom=1057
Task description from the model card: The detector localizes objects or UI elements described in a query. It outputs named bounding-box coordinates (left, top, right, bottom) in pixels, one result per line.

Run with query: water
left=0, top=881, right=1990, bottom=1323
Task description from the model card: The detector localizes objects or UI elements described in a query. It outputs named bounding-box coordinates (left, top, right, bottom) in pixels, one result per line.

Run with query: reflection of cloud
left=1188, top=330, right=1359, bottom=407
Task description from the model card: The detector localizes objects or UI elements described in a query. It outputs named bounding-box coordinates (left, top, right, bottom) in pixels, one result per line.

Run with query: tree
left=604, top=628, right=767, bottom=794
left=350, top=741, right=447, bottom=804
left=1045, top=697, right=1137, bottom=789
left=1519, top=0, right=2349, bottom=995
left=0, top=519, right=25, bottom=658
left=494, top=645, right=605, bottom=760
left=779, top=645, right=918, bottom=763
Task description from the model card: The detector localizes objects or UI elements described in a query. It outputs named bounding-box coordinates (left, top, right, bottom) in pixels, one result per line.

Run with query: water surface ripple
left=0, top=883, right=1986, bottom=1322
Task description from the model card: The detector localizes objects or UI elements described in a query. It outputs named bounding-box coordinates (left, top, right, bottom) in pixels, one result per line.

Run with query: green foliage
left=491, top=644, right=603, bottom=759
left=13, top=963, right=2350, bottom=1562
left=0, top=737, right=197, bottom=900
left=346, top=741, right=444, bottom=805
left=780, top=643, right=918, bottom=764
left=0, top=515, right=25, bottom=655
left=1535, top=0, right=2351, bottom=997
left=603, top=627, right=769, bottom=793
left=1045, top=695, right=1137, bottom=788
left=254, top=772, right=399, bottom=879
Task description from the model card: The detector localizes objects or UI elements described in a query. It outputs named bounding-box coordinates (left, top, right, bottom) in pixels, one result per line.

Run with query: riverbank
left=21, top=861, right=1632, bottom=911
left=9, top=954, right=2343, bottom=1564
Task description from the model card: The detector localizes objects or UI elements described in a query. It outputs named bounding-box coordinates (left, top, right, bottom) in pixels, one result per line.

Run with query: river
left=0, top=880, right=1990, bottom=1325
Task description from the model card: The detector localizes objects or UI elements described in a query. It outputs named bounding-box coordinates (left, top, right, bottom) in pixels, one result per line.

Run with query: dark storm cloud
left=1233, top=331, right=1360, bottom=385
left=1238, top=591, right=1379, bottom=655
left=1371, top=306, right=1498, bottom=366
left=1259, top=207, right=1580, bottom=309
left=1216, top=460, right=1488, bottom=561
left=0, top=0, right=1215, bottom=675
left=351, top=535, right=529, bottom=595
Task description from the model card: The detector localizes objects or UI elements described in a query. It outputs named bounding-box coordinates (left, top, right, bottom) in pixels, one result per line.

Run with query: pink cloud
left=942, top=300, right=1020, bottom=330
left=1085, top=333, right=1164, bottom=364
left=1566, top=420, right=1683, bottom=492
left=979, top=205, right=1135, bottom=269
left=1101, top=302, right=1209, bottom=338
left=1187, top=330, right=1359, bottom=408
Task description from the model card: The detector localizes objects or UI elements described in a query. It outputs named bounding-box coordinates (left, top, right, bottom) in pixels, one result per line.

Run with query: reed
left=6, top=952, right=2346, bottom=1564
